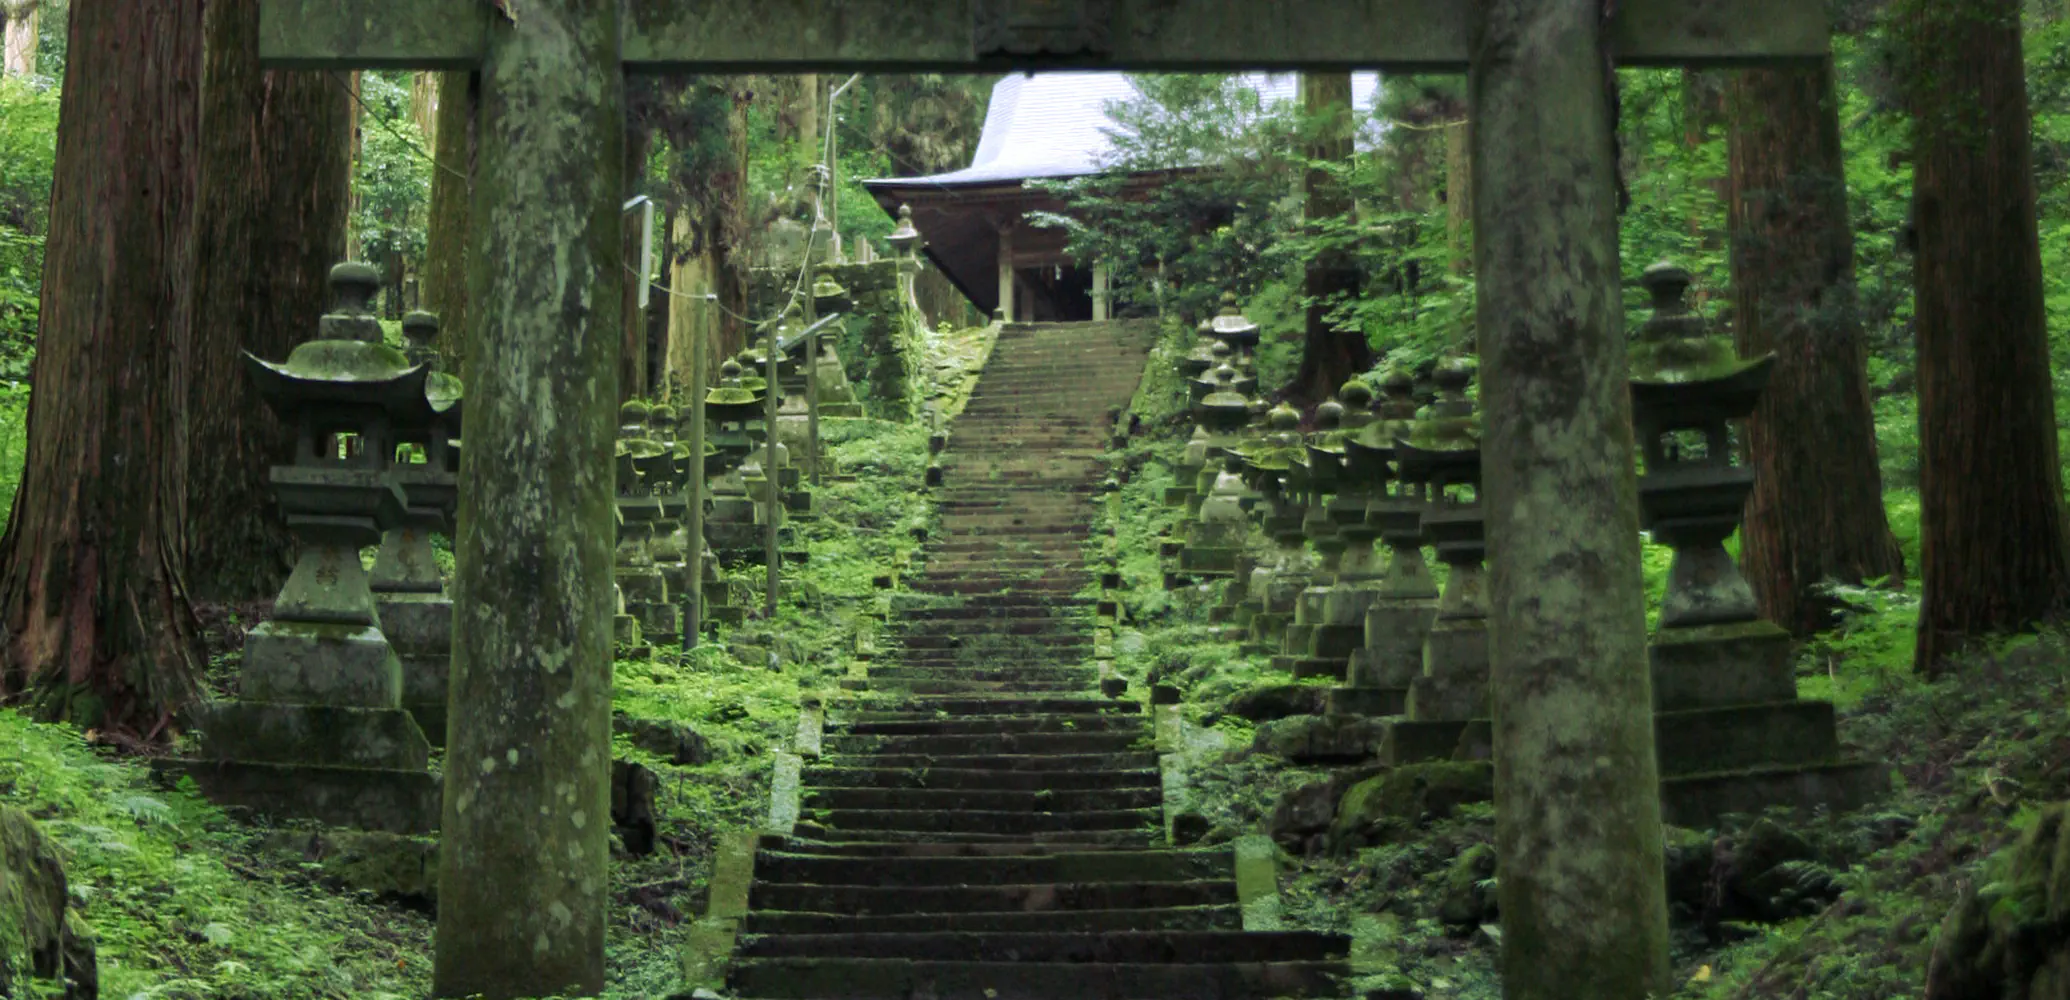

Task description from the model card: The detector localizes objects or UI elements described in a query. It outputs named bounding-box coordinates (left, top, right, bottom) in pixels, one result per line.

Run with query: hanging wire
left=328, top=71, right=469, bottom=185
left=333, top=69, right=846, bottom=331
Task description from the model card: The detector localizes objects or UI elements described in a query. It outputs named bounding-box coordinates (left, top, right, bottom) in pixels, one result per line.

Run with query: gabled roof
left=862, top=71, right=1386, bottom=316
left=866, top=70, right=1386, bottom=190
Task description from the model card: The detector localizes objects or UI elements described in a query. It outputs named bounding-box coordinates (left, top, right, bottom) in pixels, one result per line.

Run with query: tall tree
left=660, top=78, right=749, bottom=392
left=423, top=70, right=475, bottom=372
left=0, top=0, right=206, bottom=733
left=1, top=0, right=35, bottom=76
left=1725, top=58, right=1904, bottom=635
left=1895, top=0, right=2070, bottom=674
left=182, top=0, right=353, bottom=602
left=1288, top=72, right=1370, bottom=404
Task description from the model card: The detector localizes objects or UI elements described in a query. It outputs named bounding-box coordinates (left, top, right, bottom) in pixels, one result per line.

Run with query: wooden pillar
left=1470, top=2, right=1671, bottom=998
left=434, top=1, right=624, bottom=995
left=997, top=223, right=1016, bottom=323
left=1092, top=264, right=1111, bottom=321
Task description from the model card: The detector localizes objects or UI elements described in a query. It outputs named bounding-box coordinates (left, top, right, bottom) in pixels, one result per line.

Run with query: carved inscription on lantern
left=973, top=0, right=1113, bottom=59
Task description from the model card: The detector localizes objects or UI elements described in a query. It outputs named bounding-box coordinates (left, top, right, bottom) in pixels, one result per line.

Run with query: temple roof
left=864, top=71, right=1385, bottom=315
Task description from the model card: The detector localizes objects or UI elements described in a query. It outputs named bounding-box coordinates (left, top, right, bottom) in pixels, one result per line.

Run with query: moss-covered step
left=800, top=766, right=1161, bottom=793
left=752, top=849, right=1230, bottom=887
left=736, top=928, right=1347, bottom=963
left=740, top=904, right=1244, bottom=935
left=728, top=954, right=1345, bottom=1000
left=1326, top=685, right=1408, bottom=718
left=804, top=785, right=1162, bottom=814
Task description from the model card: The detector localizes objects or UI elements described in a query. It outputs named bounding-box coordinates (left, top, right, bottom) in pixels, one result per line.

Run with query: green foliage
left=0, top=710, right=434, bottom=999
left=0, top=75, right=59, bottom=234
left=349, top=72, right=432, bottom=317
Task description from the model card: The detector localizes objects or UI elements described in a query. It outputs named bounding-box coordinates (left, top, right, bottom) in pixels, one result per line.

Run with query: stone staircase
left=727, top=321, right=1352, bottom=999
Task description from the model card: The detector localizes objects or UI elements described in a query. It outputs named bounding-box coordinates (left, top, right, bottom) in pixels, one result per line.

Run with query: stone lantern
left=1237, top=404, right=1311, bottom=652
left=1628, top=261, right=1886, bottom=825
left=1208, top=291, right=1261, bottom=365
left=1185, top=360, right=1249, bottom=519
left=371, top=310, right=463, bottom=745
left=1177, top=318, right=1220, bottom=380
left=1274, top=402, right=1357, bottom=681
left=644, top=402, right=688, bottom=647
left=613, top=400, right=670, bottom=659
left=190, top=261, right=438, bottom=833
left=1174, top=364, right=1251, bottom=579
left=705, top=359, right=771, bottom=564
left=1383, top=359, right=1492, bottom=766
left=1340, top=367, right=1438, bottom=715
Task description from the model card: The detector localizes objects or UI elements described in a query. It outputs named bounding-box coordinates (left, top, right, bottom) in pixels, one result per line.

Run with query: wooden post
left=1092, top=264, right=1111, bottom=321
left=997, top=223, right=1016, bottom=323
left=763, top=315, right=781, bottom=622
left=684, top=292, right=707, bottom=649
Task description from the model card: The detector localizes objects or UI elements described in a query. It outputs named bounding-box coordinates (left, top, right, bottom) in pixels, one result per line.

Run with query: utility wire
left=329, top=71, right=469, bottom=185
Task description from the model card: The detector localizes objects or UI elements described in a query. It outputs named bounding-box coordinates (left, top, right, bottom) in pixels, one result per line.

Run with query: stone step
left=804, top=784, right=1162, bottom=814
left=728, top=955, right=1344, bottom=1000
left=859, top=678, right=1095, bottom=695
left=911, top=580, right=1088, bottom=596
left=825, top=730, right=1144, bottom=757
left=799, top=767, right=1161, bottom=792
left=842, top=696, right=1134, bottom=717
left=802, top=807, right=1162, bottom=838
left=896, top=633, right=1091, bottom=650
left=838, top=714, right=1138, bottom=736
left=789, top=820, right=1163, bottom=847
left=900, top=601, right=1093, bottom=618
left=891, top=619, right=1090, bottom=636
left=736, top=929, right=1348, bottom=964
left=812, top=752, right=1159, bottom=772
left=748, top=878, right=1224, bottom=917
left=740, top=905, right=1243, bottom=935
left=752, top=849, right=1223, bottom=887
left=878, top=657, right=1095, bottom=673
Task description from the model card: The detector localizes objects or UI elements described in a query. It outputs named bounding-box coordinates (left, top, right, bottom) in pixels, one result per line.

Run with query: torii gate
left=258, top=3, right=1826, bottom=998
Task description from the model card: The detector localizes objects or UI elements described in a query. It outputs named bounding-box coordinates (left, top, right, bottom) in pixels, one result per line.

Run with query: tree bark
left=432, top=0, right=622, bottom=994
left=0, top=0, right=206, bottom=735
left=409, top=70, right=438, bottom=147
left=1472, top=2, right=1673, bottom=997
left=1289, top=72, right=1368, bottom=405
left=620, top=123, right=652, bottom=402
left=182, top=0, right=353, bottom=602
left=1725, top=59, right=1904, bottom=637
left=2, top=1, right=36, bottom=76
left=423, top=70, right=476, bottom=374
left=1445, top=116, right=1473, bottom=275
left=1896, top=0, right=2070, bottom=675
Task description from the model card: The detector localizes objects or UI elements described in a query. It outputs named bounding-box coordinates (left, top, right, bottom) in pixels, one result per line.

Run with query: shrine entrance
left=257, top=3, right=1828, bottom=997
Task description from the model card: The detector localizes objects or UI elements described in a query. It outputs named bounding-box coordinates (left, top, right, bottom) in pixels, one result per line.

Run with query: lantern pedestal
left=372, top=467, right=456, bottom=747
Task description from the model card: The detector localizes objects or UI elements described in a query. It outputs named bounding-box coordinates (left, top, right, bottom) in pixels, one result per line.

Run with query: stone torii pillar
left=257, top=3, right=1826, bottom=998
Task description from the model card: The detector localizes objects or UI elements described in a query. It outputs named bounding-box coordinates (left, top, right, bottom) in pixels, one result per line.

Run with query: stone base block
left=1280, top=624, right=1315, bottom=657
left=707, top=604, right=748, bottom=628
left=1178, top=546, right=1239, bottom=575
left=1308, top=624, right=1363, bottom=660
left=397, top=652, right=448, bottom=733
left=1328, top=686, right=1407, bottom=718
left=1290, top=657, right=1348, bottom=682
left=628, top=601, right=680, bottom=644
left=820, top=403, right=866, bottom=418
left=1454, top=720, right=1492, bottom=761
left=1383, top=719, right=1471, bottom=766
left=1253, top=715, right=1389, bottom=765
left=1293, top=589, right=1330, bottom=628
left=1651, top=620, right=1798, bottom=712
left=374, top=595, right=450, bottom=657
left=1163, top=486, right=1195, bottom=508
left=156, top=758, right=440, bottom=834
left=618, top=569, right=667, bottom=606
left=1360, top=600, right=1438, bottom=688
left=404, top=699, right=447, bottom=749
left=1660, top=760, right=1890, bottom=829
left=1422, top=621, right=1489, bottom=686
left=199, top=701, right=430, bottom=770
left=1406, top=671, right=1487, bottom=723
left=1249, top=612, right=1292, bottom=646
left=785, top=491, right=817, bottom=517
left=1655, top=700, right=1841, bottom=778
left=241, top=621, right=402, bottom=709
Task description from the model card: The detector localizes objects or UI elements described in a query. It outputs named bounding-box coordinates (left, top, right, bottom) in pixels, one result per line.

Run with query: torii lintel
left=259, top=0, right=1828, bottom=73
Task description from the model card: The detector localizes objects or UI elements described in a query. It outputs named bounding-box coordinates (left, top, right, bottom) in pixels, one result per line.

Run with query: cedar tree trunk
left=0, top=0, right=206, bottom=735
left=1725, top=59, right=1904, bottom=636
left=424, top=70, right=476, bottom=374
left=1897, top=0, right=2070, bottom=674
left=183, top=0, right=352, bottom=602
left=1289, top=72, right=1368, bottom=404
